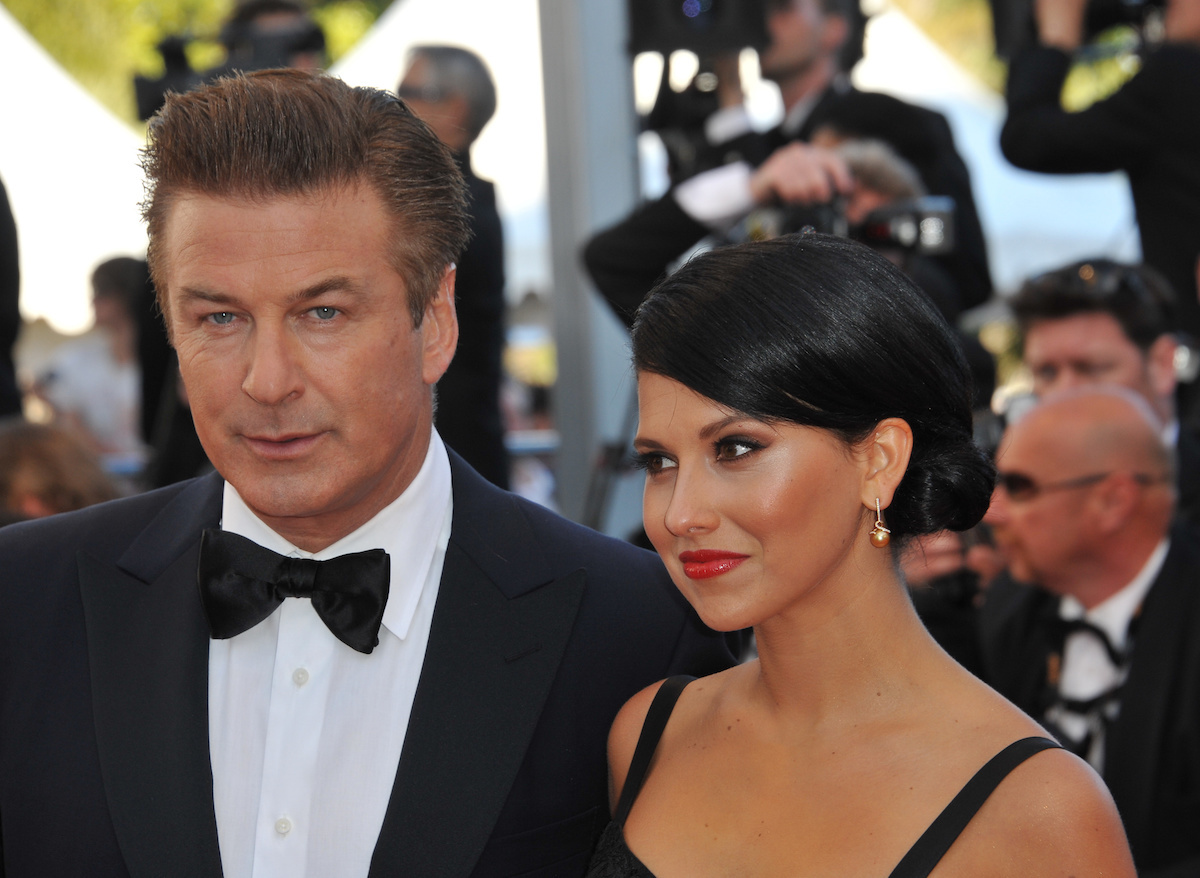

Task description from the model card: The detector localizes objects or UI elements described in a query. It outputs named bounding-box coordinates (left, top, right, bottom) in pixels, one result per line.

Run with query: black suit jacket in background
left=977, top=522, right=1200, bottom=877
left=1000, top=42, right=1200, bottom=338
left=0, top=176, right=21, bottom=417
left=583, top=83, right=993, bottom=327
left=436, top=155, right=510, bottom=490
left=0, top=453, right=736, bottom=877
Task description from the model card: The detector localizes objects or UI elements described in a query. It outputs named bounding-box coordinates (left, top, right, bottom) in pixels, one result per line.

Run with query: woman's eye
left=715, top=439, right=759, bottom=461
left=632, top=452, right=676, bottom=474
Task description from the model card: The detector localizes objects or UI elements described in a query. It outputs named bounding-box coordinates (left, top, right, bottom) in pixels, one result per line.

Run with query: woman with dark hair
left=587, top=234, right=1133, bottom=877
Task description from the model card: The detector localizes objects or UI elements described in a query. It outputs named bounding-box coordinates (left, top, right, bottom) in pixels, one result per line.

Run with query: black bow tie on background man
left=197, top=529, right=390, bottom=654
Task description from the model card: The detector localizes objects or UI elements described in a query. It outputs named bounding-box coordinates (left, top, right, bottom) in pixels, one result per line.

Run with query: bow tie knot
left=274, top=556, right=319, bottom=599
left=197, top=528, right=391, bottom=654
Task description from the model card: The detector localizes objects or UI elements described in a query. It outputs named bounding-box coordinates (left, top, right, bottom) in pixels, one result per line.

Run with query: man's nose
left=1036, top=369, right=1085, bottom=398
left=242, top=325, right=304, bottom=405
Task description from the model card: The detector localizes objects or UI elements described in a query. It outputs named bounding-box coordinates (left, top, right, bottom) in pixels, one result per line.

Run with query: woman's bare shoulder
left=606, top=679, right=667, bottom=805
left=606, top=670, right=733, bottom=813
left=943, top=744, right=1135, bottom=877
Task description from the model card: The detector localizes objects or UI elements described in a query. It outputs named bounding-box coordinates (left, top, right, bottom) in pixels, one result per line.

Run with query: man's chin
left=1005, top=559, right=1040, bottom=586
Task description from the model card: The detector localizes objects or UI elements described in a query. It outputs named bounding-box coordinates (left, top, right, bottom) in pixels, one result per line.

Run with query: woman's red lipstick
left=678, top=550, right=749, bottom=579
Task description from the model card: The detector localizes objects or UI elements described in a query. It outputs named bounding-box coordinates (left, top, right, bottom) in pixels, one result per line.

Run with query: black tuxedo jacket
left=1001, top=43, right=1200, bottom=337
left=0, top=455, right=735, bottom=877
left=583, top=83, right=992, bottom=327
left=978, top=522, right=1200, bottom=877
left=1176, top=425, right=1200, bottom=525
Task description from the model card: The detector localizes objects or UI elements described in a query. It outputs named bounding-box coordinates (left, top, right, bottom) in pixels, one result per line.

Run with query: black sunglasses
left=396, top=82, right=450, bottom=104
left=996, top=469, right=1169, bottom=501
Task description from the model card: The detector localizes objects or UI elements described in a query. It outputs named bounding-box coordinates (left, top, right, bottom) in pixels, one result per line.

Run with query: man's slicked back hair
left=141, top=68, right=471, bottom=325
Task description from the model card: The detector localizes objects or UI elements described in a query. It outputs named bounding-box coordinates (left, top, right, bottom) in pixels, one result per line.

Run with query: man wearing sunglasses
left=395, top=46, right=510, bottom=492
left=1010, top=258, right=1200, bottom=522
left=979, top=387, right=1200, bottom=877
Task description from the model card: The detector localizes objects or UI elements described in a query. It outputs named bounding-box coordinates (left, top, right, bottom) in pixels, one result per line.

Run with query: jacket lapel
left=78, top=473, right=225, bottom=878
left=369, top=457, right=587, bottom=878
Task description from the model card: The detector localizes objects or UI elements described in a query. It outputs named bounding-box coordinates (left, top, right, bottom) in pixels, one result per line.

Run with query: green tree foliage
left=1, top=0, right=389, bottom=126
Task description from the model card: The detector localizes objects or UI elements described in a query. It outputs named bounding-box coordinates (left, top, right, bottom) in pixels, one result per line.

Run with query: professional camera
left=746, top=196, right=957, bottom=257
left=133, top=15, right=326, bottom=121
left=628, top=0, right=769, bottom=55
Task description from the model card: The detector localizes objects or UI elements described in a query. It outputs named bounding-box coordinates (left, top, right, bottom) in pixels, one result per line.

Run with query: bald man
left=979, top=387, right=1200, bottom=877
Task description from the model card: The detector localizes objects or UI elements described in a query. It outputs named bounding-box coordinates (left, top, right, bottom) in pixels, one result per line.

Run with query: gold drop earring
left=869, top=498, right=891, bottom=548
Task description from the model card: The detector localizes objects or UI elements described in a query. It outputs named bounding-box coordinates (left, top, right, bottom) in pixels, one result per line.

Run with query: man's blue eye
left=210, top=312, right=235, bottom=325
left=312, top=307, right=338, bottom=320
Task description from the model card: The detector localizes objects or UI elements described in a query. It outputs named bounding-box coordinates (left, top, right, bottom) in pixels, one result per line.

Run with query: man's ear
left=1146, top=334, right=1178, bottom=405
left=820, top=12, right=850, bottom=54
left=1090, top=473, right=1141, bottom=534
left=858, top=417, right=914, bottom=511
left=420, top=264, right=459, bottom=386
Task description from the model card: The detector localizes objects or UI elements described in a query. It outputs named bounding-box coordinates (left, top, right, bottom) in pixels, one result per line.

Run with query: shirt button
left=292, top=668, right=309, bottom=687
left=275, top=817, right=292, bottom=836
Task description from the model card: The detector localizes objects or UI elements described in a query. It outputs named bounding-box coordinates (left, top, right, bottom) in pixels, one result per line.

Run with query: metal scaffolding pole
left=537, top=0, right=643, bottom=530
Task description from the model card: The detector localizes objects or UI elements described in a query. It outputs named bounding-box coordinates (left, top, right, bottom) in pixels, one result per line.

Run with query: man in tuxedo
left=398, top=46, right=510, bottom=489
left=1009, top=258, right=1200, bottom=522
left=0, top=69, right=734, bottom=877
left=584, top=0, right=992, bottom=326
left=978, top=387, right=1200, bottom=876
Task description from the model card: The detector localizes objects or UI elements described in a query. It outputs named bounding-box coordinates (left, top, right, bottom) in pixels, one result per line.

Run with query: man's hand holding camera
left=748, top=141, right=853, bottom=206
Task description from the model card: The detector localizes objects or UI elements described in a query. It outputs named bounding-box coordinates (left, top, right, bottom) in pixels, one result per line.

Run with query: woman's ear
left=858, top=417, right=913, bottom=510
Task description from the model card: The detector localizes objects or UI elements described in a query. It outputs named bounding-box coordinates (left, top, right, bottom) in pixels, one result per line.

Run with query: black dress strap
left=612, top=675, right=696, bottom=828
left=887, top=736, right=1062, bottom=878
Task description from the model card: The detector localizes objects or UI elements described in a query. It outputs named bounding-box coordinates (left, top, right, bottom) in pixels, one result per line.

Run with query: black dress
left=586, top=676, right=1060, bottom=878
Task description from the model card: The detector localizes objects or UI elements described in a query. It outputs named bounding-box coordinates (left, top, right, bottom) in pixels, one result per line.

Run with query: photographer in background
left=1000, top=0, right=1200, bottom=341
left=584, top=0, right=992, bottom=327
left=135, top=0, right=326, bottom=120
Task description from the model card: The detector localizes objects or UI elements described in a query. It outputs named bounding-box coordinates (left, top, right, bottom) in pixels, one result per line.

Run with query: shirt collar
left=780, top=75, right=849, bottom=138
left=1059, top=537, right=1169, bottom=650
left=220, top=430, right=454, bottom=642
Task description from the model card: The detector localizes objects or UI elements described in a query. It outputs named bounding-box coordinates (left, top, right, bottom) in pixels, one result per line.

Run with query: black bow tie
left=1054, top=616, right=1129, bottom=667
left=196, top=528, right=390, bottom=654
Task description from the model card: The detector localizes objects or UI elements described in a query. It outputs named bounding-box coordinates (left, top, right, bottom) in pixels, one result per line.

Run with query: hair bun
left=890, top=438, right=994, bottom=537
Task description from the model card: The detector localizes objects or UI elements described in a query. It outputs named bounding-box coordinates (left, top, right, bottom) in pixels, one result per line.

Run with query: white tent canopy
left=0, top=3, right=148, bottom=335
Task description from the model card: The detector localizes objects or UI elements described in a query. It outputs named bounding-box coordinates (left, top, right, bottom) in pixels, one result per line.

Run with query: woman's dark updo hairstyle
left=631, top=232, right=994, bottom=542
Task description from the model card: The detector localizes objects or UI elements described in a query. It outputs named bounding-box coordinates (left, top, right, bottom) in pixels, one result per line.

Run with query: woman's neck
left=747, top=570, right=944, bottom=733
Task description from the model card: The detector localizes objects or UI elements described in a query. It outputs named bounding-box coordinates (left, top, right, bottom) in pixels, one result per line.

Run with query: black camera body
left=627, top=0, right=769, bottom=54
left=134, top=18, right=325, bottom=121
left=748, top=196, right=957, bottom=257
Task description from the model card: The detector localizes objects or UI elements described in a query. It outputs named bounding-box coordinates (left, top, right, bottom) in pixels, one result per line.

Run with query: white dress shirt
left=1049, top=538, right=1168, bottom=769
left=208, top=432, right=453, bottom=878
